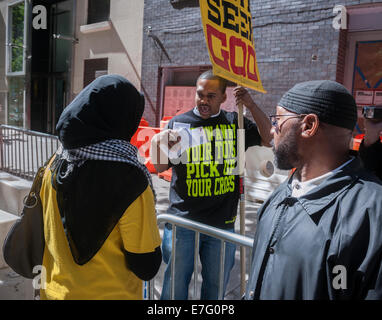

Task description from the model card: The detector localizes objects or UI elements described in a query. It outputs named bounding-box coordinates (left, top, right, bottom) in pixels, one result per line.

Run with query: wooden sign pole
left=237, top=101, right=246, bottom=297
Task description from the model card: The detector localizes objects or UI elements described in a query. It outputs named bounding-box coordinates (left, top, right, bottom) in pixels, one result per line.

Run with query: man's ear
left=221, top=92, right=227, bottom=104
left=301, top=114, right=319, bottom=138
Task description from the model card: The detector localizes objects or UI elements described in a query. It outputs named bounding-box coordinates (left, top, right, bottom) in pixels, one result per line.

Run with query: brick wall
left=336, top=29, right=348, bottom=84
left=141, top=0, right=382, bottom=126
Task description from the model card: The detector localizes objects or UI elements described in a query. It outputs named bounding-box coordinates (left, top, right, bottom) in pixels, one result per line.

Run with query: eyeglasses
left=269, top=114, right=307, bottom=133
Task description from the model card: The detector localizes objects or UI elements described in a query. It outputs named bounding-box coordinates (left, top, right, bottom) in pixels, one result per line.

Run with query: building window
left=6, top=1, right=25, bottom=75
left=83, top=58, right=108, bottom=87
left=87, top=0, right=110, bottom=25
left=0, top=92, right=7, bottom=125
left=7, top=77, right=24, bottom=127
left=6, top=1, right=26, bottom=127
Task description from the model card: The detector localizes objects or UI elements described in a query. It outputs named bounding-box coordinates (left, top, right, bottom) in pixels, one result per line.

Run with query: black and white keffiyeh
left=61, top=139, right=155, bottom=198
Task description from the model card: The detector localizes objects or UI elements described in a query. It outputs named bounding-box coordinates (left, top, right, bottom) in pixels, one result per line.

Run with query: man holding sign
left=151, top=70, right=271, bottom=299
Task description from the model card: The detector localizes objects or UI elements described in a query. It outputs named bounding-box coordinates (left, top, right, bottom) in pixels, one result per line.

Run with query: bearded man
left=245, top=80, right=382, bottom=300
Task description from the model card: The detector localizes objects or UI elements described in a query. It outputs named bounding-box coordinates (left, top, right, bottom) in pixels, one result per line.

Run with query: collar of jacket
left=274, top=157, right=362, bottom=216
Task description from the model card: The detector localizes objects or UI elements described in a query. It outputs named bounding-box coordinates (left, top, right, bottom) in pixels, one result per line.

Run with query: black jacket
left=359, top=139, right=382, bottom=180
left=246, top=158, right=382, bottom=300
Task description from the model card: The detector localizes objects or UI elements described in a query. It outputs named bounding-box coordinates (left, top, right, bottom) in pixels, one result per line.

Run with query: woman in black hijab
left=39, top=75, right=162, bottom=300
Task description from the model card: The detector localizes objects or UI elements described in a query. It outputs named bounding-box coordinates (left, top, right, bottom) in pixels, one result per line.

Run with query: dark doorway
left=31, top=0, right=74, bottom=134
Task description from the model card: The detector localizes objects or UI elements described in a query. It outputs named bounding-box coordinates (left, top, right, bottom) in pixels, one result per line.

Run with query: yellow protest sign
left=199, top=0, right=266, bottom=93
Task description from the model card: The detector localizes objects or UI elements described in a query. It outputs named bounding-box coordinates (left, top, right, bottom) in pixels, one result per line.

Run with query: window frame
left=86, top=0, right=110, bottom=25
left=5, top=0, right=27, bottom=76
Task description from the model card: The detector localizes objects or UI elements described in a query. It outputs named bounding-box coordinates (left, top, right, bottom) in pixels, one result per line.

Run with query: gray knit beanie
left=278, top=80, right=357, bottom=130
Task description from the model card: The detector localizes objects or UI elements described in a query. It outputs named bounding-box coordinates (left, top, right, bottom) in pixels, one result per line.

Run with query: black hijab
left=57, top=74, right=144, bottom=148
left=52, top=75, right=150, bottom=265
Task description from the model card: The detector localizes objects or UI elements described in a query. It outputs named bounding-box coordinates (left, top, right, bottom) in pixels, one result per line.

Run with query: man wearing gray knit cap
left=246, top=80, right=382, bottom=300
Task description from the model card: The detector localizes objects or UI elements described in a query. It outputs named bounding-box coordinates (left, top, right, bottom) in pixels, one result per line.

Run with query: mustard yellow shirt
left=39, top=165, right=161, bottom=300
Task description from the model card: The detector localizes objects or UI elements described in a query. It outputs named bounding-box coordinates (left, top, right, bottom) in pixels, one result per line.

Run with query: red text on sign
left=206, top=24, right=258, bottom=81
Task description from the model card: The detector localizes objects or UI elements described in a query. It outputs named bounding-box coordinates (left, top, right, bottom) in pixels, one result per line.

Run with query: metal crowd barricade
left=0, top=125, right=60, bottom=180
left=150, top=214, right=254, bottom=300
